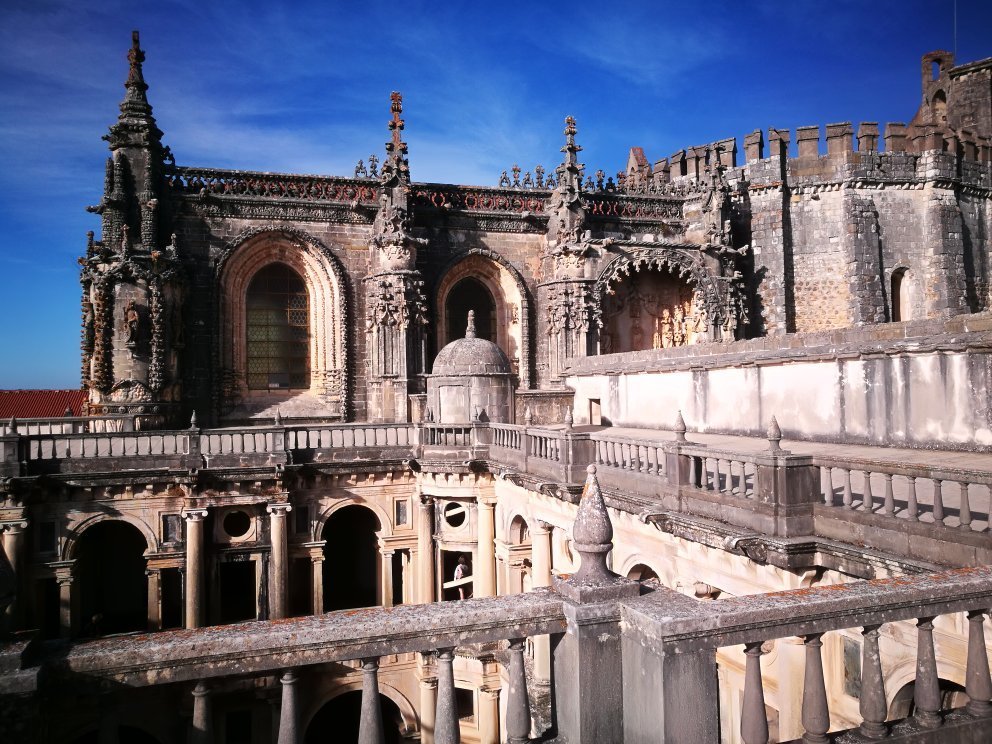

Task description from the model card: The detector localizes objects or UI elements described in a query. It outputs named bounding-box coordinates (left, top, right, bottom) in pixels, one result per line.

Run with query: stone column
left=476, top=499, right=496, bottom=598
left=434, top=648, right=460, bottom=744
left=401, top=550, right=413, bottom=605
left=146, top=568, right=161, bottom=631
left=190, top=681, right=213, bottom=744
left=184, top=509, right=208, bottom=629
left=54, top=563, right=76, bottom=638
left=267, top=503, right=291, bottom=620
left=506, top=639, right=532, bottom=744
left=310, top=550, right=324, bottom=615
left=2, top=521, right=26, bottom=628
left=417, top=498, right=435, bottom=603
left=380, top=548, right=395, bottom=608
left=359, top=658, right=385, bottom=744
left=477, top=686, right=500, bottom=744
left=277, top=671, right=299, bottom=744
left=531, top=520, right=553, bottom=685
left=419, top=674, right=438, bottom=744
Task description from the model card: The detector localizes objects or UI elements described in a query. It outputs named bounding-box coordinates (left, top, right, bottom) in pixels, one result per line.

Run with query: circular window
left=223, top=510, right=251, bottom=538
left=443, top=502, right=467, bottom=528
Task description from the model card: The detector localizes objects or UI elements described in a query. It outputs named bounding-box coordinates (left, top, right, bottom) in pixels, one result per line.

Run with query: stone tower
left=79, top=32, right=184, bottom=427
left=364, top=92, right=429, bottom=422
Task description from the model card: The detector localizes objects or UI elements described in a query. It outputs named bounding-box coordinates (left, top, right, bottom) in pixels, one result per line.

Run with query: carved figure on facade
left=123, top=299, right=140, bottom=347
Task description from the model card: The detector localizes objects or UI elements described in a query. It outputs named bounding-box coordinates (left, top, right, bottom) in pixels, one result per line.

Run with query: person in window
left=453, top=555, right=471, bottom=599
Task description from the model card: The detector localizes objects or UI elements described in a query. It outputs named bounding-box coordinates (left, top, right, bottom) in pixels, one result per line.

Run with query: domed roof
left=432, top=311, right=513, bottom=376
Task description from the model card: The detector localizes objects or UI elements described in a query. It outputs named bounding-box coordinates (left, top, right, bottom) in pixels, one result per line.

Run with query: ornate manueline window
left=246, top=263, right=309, bottom=390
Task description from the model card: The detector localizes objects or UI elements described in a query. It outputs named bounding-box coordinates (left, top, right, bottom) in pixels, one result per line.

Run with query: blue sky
left=0, top=0, right=989, bottom=389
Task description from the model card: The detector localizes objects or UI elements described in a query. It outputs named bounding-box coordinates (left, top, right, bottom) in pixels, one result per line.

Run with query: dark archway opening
left=218, top=559, right=257, bottom=624
left=322, top=506, right=380, bottom=611
left=891, top=268, right=909, bottom=322
left=889, top=678, right=968, bottom=720
left=305, top=690, right=403, bottom=744
left=75, top=521, right=147, bottom=636
left=446, top=277, right=496, bottom=342
left=71, top=727, right=162, bottom=744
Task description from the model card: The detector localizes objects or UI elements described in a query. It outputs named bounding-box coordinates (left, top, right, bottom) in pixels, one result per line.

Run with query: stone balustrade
left=4, top=418, right=991, bottom=564
left=623, top=564, right=992, bottom=743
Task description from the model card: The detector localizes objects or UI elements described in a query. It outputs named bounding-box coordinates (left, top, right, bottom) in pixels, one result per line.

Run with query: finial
left=767, top=415, right=783, bottom=453
left=524, top=406, right=533, bottom=426
left=8, top=417, right=17, bottom=435
left=387, top=91, right=406, bottom=153
left=572, top=464, right=615, bottom=582
left=465, top=310, right=476, bottom=339
left=674, top=409, right=687, bottom=442
left=564, top=407, right=574, bottom=429
left=189, top=410, right=198, bottom=429
left=274, top=409, right=282, bottom=426
left=120, top=30, right=151, bottom=116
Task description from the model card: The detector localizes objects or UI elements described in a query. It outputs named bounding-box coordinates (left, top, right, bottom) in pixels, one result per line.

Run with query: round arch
left=217, top=228, right=350, bottom=419
left=434, top=249, right=532, bottom=389
left=317, top=498, right=392, bottom=539
left=63, top=512, right=156, bottom=561
left=618, top=555, right=663, bottom=581
left=303, top=678, right=419, bottom=738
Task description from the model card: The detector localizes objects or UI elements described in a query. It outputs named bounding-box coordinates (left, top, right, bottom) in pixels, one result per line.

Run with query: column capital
left=266, top=502, right=293, bottom=516
left=52, top=560, right=76, bottom=582
left=419, top=494, right=435, bottom=508
left=182, top=508, right=209, bottom=521
left=479, top=685, right=501, bottom=701
left=419, top=676, right=438, bottom=691
left=0, top=519, right=28, bottom=534
left=531, top=519, right=552, bottom=535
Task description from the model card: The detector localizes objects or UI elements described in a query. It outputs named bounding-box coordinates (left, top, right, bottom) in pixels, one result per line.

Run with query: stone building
left=1, top=32, right=992, bottom=744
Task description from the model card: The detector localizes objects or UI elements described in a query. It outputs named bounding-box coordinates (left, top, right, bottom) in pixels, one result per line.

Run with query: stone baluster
left=708, top=458, right=718, bottom=491
left=717, top=459, right=727, bottom=492
left=960, top=483, right=973, bottom=530
left=932, top=480, right=945, bottom=524
left=966, top=610, right=992, bottom=717
left=359, top=658, right=385, bottom=744
left=862, top=472, right=873, bottom=512
left=842, top=469, right=853, bottom=509
left=883, top=474, right=895, bottom=516
left=190, top=681, right=213, bottom=744
left=822, top=467, right=833, bottom=506
left=801, top=634, right=829, bottom=743
left=741, top=642, right=769, bottom=744
left=434, top=648, right=460, bottom=744
left=277, top=671, right=299, bottom=744
left=907, top=476, right=919, bottom=521
left=731, top=461, right=741, bottom=495
left=859, top=625, right=888, bottom=739
left=914, top=617, right=942, bottom=728
left=506, top=639, right=532, bottom=744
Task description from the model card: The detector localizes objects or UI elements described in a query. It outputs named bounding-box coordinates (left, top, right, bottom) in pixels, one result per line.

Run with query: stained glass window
left=246, top=264, right=309, bottom=390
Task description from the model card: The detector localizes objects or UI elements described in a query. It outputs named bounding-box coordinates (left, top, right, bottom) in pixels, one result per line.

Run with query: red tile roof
left=0, top=390, right=88, bottom=419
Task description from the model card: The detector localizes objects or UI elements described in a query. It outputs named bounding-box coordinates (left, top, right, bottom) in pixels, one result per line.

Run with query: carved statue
left=123, top=300, right=140, bottom=347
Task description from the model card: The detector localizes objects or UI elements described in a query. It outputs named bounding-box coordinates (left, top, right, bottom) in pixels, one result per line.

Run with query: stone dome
left=432, top=311, right=513, bottom=376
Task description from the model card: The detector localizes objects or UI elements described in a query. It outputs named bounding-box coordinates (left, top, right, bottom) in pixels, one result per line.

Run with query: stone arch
left=619, top=555, right=662, bottom=582
left=596, top=246, right=731, bottom=352
left=506, top=513, right=531, bottom=546
left=884, top=655, right=966, bottom=715
left=317, top=498, right=392, bottom=539
left=62, top=512, right=156, bottom=561
left=216, top=227, right=350, bottom=420
left=889, top=265, right=913, bottom=322
left=303, top=677, right=419, bottom=738
left=434, top=249, right=532, bottom=389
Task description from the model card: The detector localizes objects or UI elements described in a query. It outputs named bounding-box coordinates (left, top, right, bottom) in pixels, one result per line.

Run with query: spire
left=105, top=30, right=163, bottom=151
left=545, top=116, right=588, bottom=250
left=562, top=115, right=583, bottom=170
left=465, top=310, right=476, bottom=339
left=380, top=91, right=410, bottom=185
left=121, top=30, right=151, bottom=117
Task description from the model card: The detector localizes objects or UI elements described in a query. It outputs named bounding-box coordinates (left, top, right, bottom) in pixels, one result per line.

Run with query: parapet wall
left=564, top=313, right=992, bottom=451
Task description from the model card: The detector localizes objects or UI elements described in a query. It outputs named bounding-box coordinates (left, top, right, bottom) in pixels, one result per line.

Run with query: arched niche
left=304, top=679, right=418, bottom=742
left=435, top=250, right=531, bottom=388
left=217, top=228, right=349, bottom=421
left=597, top=248, right=728, bottom=353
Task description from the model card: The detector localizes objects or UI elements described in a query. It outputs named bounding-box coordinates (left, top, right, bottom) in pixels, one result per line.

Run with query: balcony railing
left=3, top=418, right=991, bottom=564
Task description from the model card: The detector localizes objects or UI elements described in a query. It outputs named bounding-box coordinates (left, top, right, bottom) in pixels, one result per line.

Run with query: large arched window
left=246, top=263, right=309, bottom=390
